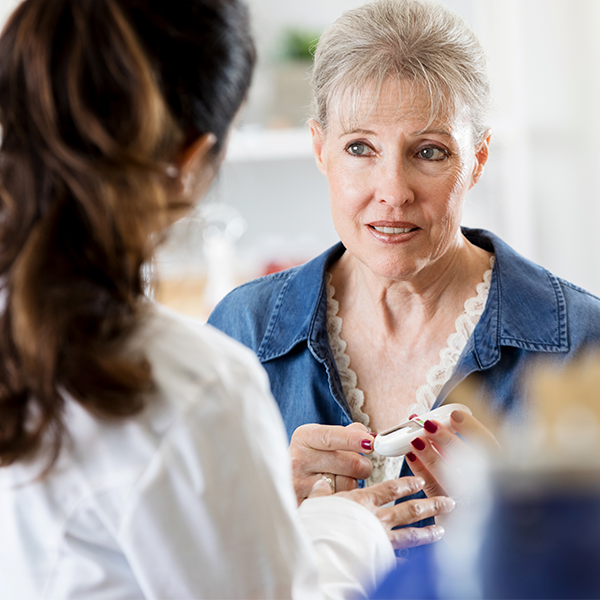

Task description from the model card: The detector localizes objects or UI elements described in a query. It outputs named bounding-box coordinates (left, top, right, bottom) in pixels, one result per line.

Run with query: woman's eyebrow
left=339, top=128, right=377, bottom=138
left=412, top=128, right=453, bottom=137
left=340, top=127, right=455, bottom=138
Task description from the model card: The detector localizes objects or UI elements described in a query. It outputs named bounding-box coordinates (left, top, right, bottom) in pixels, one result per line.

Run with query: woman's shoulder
left=467, top=228, right=600, bottom=306
left=208, top=243, right=344, bottom=349
left=214, top=268, right=296, bottom=316
left=92, top=303, right=277, bottom=467
left=138, top=302, right=271, bottom=401
left=554, top=278, right=600, bottom=348
left=64, top=302, right=282, bottom=473
left=207, top=270, right=297, bottom=352
left=470, top=228, right=600, bottom=350
left=556, top=277, right=600, bottom=322
left=213, top=243, right=339, bottom=311
left=557, top=277, right=600, bottom=300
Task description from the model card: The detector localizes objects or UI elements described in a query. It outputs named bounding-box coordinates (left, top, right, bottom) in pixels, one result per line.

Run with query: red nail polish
left=361, top=439, right=373, bottom=451
left=408, top=413, right=418, bottom=420
left=406, top=452, right=417, bottom=462
left=411, top=437, right=426, bottom=451
left=424, top=420, right=438, bottom=433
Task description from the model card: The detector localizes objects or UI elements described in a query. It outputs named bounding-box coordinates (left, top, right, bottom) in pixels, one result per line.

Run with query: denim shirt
left=209, top=228, right=600, bottom=558
left=209, top=228, right=600, bottom=556
left=210, top=228, right=600, bottom=438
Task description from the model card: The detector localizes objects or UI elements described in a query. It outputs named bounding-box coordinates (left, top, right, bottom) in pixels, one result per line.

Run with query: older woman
left=209, top=0, right=600, bottom=519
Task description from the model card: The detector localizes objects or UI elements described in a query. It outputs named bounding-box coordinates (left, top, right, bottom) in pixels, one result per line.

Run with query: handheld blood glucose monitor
left=374, top=403, right=472, bottom=457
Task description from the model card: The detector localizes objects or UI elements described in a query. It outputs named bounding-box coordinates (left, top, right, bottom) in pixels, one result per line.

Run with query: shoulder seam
left=558, top=278, right=600, bottom=302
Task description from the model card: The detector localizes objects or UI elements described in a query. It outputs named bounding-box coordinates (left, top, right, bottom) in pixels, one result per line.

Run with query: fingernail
left=433, top=525, right=445, bottom=539
left=408, top=413, right=418, bottom=420
left=312, top=478, right=330, bottom=491
left=406, top=451, right=417, bottom=462
left=424, top=420, right=438, bottom=433
left=451, top=410, right=464, bottom=423
left=361, top=439, right=373, bottom=451
left=445, top=497, right=456, bottom=511
left=369, top=431, right=377, bottom=437
left=411, top=437, right=426, bottom=451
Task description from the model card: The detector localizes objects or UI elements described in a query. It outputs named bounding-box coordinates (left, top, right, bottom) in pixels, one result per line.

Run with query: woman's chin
left=344, top=240, right=429, bottom=282
left=355, top=255, right=424, bottom=283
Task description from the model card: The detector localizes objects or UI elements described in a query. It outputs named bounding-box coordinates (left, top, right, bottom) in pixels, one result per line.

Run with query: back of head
left=0, top=0, right=255, bottom=469
left=310, top=0, right=490, bottom=142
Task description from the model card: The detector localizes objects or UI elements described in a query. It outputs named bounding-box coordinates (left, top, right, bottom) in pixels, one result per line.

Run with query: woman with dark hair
left=0, top=0, right=453, bottom=597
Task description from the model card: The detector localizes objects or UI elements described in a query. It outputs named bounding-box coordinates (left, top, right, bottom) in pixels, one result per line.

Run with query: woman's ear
left=309, top=119, right=328, bottom=175
left=179, top=133, right=217, bottom=175
left=177, top=132, right=217, bottom=197
left=470, top=129, right=491, bottom=187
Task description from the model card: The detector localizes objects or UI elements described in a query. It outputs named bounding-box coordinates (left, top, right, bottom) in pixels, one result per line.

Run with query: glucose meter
left=374, top=403, right=472, bottom=457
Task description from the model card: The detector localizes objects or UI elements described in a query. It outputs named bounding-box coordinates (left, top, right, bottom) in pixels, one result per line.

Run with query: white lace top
left=326, top=256, right=495, bottom=486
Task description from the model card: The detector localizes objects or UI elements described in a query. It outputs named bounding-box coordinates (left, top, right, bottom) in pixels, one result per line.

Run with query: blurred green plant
left=280, top=28, right=320, bottom=61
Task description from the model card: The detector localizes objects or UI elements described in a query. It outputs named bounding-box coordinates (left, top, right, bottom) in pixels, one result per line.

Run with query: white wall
left=469, top=0, right=600, bottom=294
left=0, top=0, right=16, bottom=24
left=1, top=0, right=599, bottom=295
left=226, top=0, right=600, bottom=294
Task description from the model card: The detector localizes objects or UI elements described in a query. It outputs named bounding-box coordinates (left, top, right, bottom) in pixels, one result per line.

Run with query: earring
left=182, top=171, right=195, bottom=196
left=165, top=164, right=179, bottom=178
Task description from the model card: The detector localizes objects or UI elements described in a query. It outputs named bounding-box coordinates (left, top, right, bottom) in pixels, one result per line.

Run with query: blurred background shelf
left=225, top=127, right=313, bottom=163
left=0, top=0, right=594, bottom=319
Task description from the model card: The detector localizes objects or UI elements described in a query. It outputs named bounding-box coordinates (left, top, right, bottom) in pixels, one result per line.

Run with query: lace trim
left=326, top=256, right=495, bottom=485
left=408, top=255, right=495, bottom=418
left=326, top=275, right=370, bottom=428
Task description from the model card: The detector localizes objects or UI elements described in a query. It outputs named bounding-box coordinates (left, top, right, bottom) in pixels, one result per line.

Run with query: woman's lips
left=367, top=222, right=420, bottom=234
left=366, top=222, right=420, bottom=242
left=371, top=225, right=416, bottom=234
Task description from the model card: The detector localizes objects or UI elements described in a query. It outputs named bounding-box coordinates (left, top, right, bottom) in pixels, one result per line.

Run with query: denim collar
left=465, top=228, right=568, bottom=369
left=256, top=228, right=568, bottom=367
left=256, top=243, right=344, bottom=363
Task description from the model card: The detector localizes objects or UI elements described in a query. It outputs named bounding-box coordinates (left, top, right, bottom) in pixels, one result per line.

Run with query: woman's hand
left=404, top=409, right=501, bottom=505
left=309, top=475, right=455, bottom=549
left=290, top=422, right=375, bottom=504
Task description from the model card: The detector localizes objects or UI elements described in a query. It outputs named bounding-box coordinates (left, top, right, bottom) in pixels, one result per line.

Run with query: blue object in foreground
left=371, top=481, right=600, bottom=599
left=370, top=544, right=440, bottom=600
left=480, top=488, right=600, bottom=599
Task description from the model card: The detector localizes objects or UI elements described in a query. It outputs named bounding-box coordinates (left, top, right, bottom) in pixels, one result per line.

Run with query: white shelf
left=225, top=126, right=314, bottom=163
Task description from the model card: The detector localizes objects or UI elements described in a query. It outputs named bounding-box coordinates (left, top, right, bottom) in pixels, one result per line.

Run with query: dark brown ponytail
left=0, top=0, right=255, bottom=468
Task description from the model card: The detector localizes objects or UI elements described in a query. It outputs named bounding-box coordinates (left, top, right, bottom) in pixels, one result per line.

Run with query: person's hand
left=290, top=422, right=375, bottom=504
left=404, top=410, right=501, bottom=511
left=308, top=475, right=455, bottom=549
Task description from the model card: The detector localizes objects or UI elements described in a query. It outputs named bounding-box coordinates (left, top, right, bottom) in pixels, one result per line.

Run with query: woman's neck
left=331, top=235, right=492, bottom=336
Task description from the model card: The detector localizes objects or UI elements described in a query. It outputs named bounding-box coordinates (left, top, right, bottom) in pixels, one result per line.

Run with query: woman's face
left=310, top=79, right=490, bottom=283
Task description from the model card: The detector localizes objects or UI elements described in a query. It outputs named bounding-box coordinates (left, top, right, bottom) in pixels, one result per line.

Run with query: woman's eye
left=417, top=146, right=447, bottom=160
left=346, top=142, right=372, bottom=156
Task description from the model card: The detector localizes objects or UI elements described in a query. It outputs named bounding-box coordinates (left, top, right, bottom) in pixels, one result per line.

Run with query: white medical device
left=373, top=403, right=472, bottom=457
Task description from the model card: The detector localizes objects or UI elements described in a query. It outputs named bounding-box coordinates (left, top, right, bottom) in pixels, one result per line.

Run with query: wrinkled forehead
left=325, top=77, right=470, bottom=137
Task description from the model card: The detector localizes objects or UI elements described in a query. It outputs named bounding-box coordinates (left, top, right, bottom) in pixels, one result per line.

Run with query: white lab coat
left=0, top=304, right=394, bottom=599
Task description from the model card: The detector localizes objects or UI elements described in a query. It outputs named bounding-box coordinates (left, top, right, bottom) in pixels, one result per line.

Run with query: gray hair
left=310, top=0, right=491, bottom=143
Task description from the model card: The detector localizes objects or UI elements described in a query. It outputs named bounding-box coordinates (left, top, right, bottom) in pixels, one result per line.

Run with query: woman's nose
left=377, top=159, right=415, bottom=207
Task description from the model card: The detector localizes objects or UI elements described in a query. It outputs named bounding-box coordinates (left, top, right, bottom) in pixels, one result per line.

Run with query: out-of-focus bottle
left=371, top=354, right=600, bottom=599
left=478, top=353, right=600, bottom=599
left=200, top=203, right=246, bottom=314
